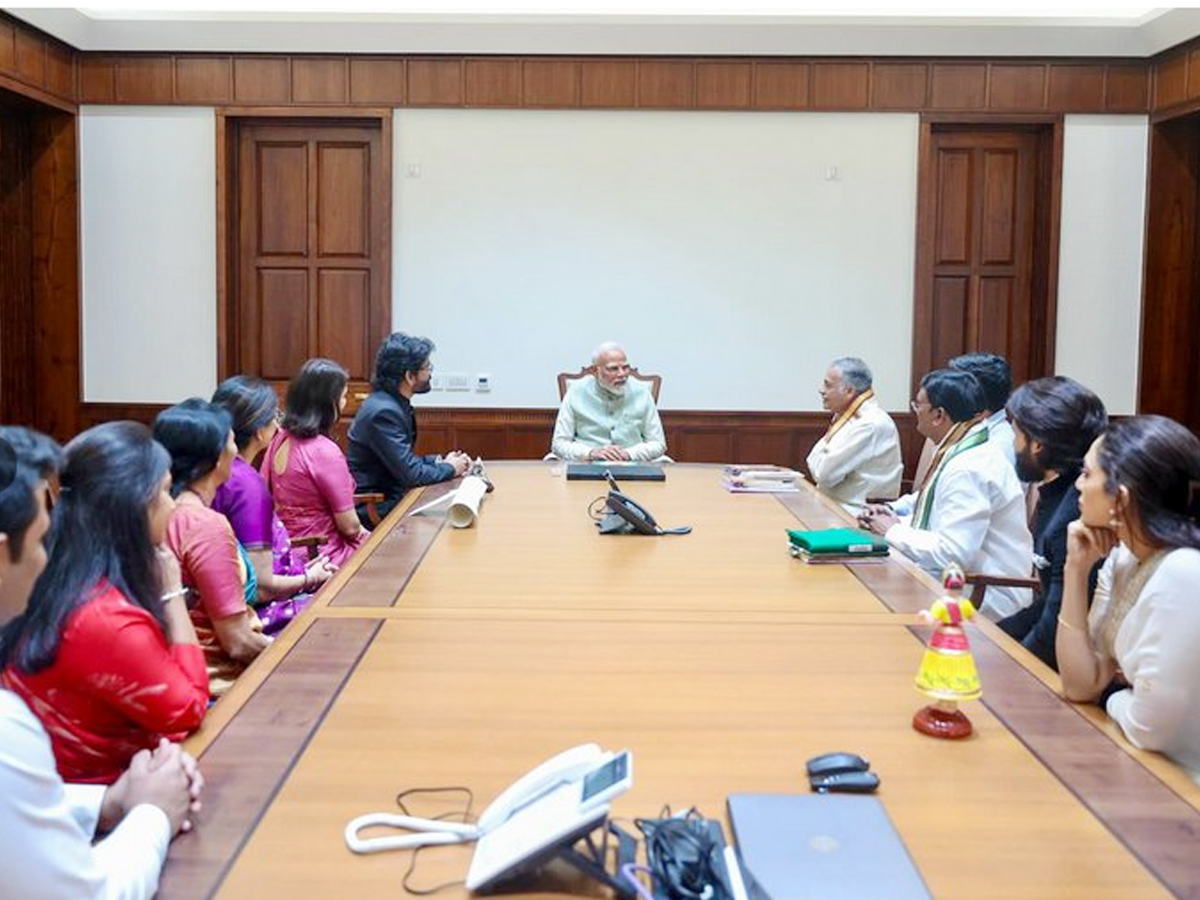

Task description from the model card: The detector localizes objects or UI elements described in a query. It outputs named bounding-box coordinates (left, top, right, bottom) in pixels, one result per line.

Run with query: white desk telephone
left=344, top=743, right=632, bottom=855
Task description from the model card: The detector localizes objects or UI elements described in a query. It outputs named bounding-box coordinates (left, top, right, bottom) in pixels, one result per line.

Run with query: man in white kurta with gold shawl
left=805, top=357, right=903, bottom=511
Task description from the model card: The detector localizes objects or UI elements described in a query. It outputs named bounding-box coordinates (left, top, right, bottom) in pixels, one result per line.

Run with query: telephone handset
left=476, top=743, right=611, bottom=832
left=344, top=743, right=622, bottom=854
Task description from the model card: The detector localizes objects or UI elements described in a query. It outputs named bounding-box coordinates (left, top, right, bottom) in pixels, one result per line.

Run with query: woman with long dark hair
left=211, top=376, right=336, bottom=613
left=0, top=422, right=208, bottom=785
left=155, top=398, right=271, bottom=697
left=1058, top=414, right=1200, bottom=777
left=261, top=358, right=368, bottom=567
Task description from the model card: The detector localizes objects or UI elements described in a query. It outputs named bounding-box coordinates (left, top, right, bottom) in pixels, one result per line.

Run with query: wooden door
left=912, top=124, right=1056, bottom=390
left=231, top=119, right=389, bottom=391
left=0, top=96, right=79, bottom=440
left=1141, top=113, right=1200, bottom=434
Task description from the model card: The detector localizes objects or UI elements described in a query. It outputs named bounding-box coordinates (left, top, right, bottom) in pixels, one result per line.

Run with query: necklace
left=1097, top=547, right=1169, bottom=659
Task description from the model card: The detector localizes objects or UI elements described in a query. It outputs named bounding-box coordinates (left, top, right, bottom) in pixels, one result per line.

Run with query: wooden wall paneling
left=44, top=41, right=72, bottom=99
left=465, top=59, right=522, bottom=107
left=115, top=56, right=173, bottom=103
left=636, top=60, right=694, bottom=108
left=507, top=425, right=556, bottom=459
left=29, top=110, right=79, bottom=440
left=0, top=113, right=34, bottom=427
left=580, top=60, right=636, bottom=107
left=234, top=58, right=291, bottom=104
left=74, top=404, right=923, bottom=475
left=0, top=18, right=14, bottom=73
left=668, top=427, right=734, bottom=463
left=407, top=59, right=463, bottom=106
left=12, top=26, right=44, bottom=89
left=349, top=58, right=406, bottom=105
left=176, top=57, right=233, bottom=103
left=753, top=62, right=809, bottom=109
left=1154, top=50, right=1189, bottom=110
left=871, top=63, right=928, bottom=109
left=522, top=59, right=580, bottom=107
left=1046, top=65, right=1104, bottom=111
left=1139, top=115, right=1200, bottom=431
left=930, top=63, right=987, bottom=110
left=292, top=58, right=348, bottom=104
left=78, top=57, right=116, bottom=103
left=1189, top=46, right=1200, bottom=103
left=988, top=64, right=1047, bottom=110
left=1105, top=65, right=1149, bottom=112
left=812, top=62, right=870, bottom=109
left=731, top=429, right=800, bottom=467
left=414, top=423, right=452, bottom=455
left=696, top=61, right=752, bottom=109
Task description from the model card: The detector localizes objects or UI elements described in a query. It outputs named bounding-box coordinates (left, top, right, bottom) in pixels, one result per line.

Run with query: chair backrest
left=556, top=366, right=662, bottom=403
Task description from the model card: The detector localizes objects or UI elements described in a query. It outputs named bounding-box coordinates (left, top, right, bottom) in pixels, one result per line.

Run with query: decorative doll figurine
left=913, top=564, right=982, bottom=739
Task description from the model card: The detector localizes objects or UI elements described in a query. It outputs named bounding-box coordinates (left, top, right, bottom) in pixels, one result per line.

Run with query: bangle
left=1056, top=613, right=1086, bottom=633
left=161, top=586, right=189, bottom=603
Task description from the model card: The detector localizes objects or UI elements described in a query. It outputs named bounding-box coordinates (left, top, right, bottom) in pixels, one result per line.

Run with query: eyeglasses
left=419, top=362, right=434, bottom=374
left=601, top=363, right=632, bottom=374
left=910, top=399, right=929, bottom=413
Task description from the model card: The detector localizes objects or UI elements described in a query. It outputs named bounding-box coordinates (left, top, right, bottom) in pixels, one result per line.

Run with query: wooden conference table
left=161, top=464, right=1200, bottom=900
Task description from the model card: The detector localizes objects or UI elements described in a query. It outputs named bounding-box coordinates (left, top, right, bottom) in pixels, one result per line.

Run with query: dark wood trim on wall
left=78, top=403, right=925, bottom=481
left=0, top=13, right=77, bottom=110
left=70, top=54, right=1152, bottom=115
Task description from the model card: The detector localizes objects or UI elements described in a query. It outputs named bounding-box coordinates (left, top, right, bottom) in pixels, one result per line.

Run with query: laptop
left=566, top=463, right=666, bottom=482
left=726, top=794, right=932, bottom=900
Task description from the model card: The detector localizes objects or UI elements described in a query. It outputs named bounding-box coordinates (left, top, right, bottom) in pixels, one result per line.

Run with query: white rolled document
left=408, top=475, right=490, bottom=528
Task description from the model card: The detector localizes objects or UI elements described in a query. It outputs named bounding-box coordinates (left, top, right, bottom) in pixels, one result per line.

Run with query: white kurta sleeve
left=1104, top=553, right=1200, bottom=756
left=0, top=693, right=172, bottom=900
left=884, top=467, right=991, bottom=576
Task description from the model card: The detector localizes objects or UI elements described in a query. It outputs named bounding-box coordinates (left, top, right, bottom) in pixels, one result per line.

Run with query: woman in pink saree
left=261, top=359, right=369, bottom=568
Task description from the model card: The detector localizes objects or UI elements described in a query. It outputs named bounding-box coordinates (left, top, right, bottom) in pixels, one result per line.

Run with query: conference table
left=163, top=463, right=1200, bottom=900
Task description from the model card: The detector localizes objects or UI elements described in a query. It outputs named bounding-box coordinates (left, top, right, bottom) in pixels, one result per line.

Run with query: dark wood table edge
left=158, top=617, right=384, bottom=900
left=329, top=480, right=456, bottom=608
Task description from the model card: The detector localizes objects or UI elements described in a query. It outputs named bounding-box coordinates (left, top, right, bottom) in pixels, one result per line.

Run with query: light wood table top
left=164, top=463, right=1200, bottom=900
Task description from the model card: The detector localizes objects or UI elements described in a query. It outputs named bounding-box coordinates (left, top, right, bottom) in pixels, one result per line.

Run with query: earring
left=1108, top=507, right=1121, bottom=529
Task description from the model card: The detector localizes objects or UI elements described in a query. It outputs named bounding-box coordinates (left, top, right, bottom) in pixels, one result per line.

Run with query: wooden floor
left=164, top=464, right=1200, bottom=900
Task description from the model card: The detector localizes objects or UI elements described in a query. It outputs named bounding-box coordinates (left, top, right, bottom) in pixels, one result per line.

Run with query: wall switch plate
left=429, top=373, right=445, bottom=391
left=445, top=372, right=472, bottom=391
left=475, top=373, right=491, bottom=392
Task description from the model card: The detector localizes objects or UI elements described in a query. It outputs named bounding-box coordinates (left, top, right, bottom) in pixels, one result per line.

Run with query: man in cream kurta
left=551, top=343, right=666, bottom=462
left=805, top=357, right=903, bottom=510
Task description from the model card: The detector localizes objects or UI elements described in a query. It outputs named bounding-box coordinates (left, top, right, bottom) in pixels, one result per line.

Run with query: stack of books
left=722, top=465, right=804, bottom=493
left=787, top=527, right=889, bottom=564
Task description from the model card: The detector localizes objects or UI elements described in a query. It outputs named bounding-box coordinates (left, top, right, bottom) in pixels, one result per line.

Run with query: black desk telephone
left=598, top=472, right=691, bottom=536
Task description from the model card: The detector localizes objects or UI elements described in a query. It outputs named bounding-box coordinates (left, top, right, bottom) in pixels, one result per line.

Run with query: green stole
left=913, top=424, right=989, bottom=530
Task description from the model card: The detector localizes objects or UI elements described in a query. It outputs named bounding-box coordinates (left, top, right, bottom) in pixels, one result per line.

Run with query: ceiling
left=7, top=5, right=1200, bottom=58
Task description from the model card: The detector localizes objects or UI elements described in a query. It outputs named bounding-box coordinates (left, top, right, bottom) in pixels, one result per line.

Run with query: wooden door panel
left=980, top=149, right=1018, bottom=264
left=257, top=142, right=308, bottom=255
left=914, top=124, right=1053, bottom=389
left=259, top=269, right=309, bottom=379
left=232, top=118, right=389, bottom=390
left=931, top=276, right=969, bottom=367
left=316, top=142, right=370, bottom=257
left=935, top=149, right=972, bottom=265
left=317, top=269, right=370, bottom=378
left=977, top=277, right=1015, bottom=354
